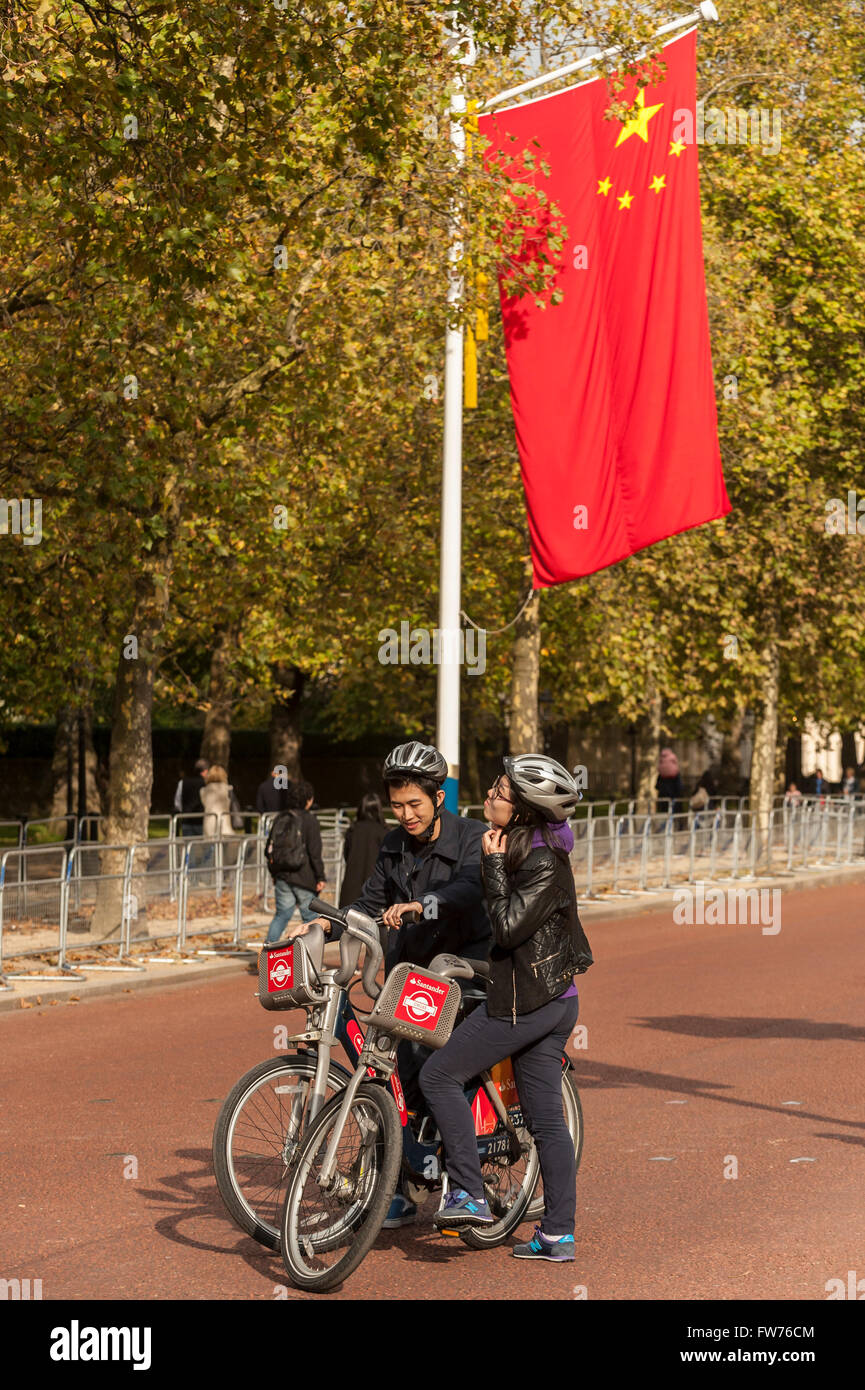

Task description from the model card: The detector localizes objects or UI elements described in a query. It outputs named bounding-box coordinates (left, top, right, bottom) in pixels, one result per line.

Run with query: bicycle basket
left=357, top=962, right=461, bottom=1048
left=257, top=939, right=325, bottom=1010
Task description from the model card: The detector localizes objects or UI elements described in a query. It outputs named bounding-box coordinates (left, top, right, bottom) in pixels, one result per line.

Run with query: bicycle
left=214, top=900, right=582, bottom=1252
left=212, top=913, right=407, bottom=1251
left=278, top=900, right=583, bottom=1292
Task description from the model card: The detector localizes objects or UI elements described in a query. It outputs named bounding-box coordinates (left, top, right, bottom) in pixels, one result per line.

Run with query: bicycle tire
left=213, top=1052, right=351, bottom=1251
left=280, top=1082, right=402, bottom=1292
left=526, top=1069, right=583, bottom=1220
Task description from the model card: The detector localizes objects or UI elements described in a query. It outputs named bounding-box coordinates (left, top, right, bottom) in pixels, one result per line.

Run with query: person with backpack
left=420, top=754, right=592, bottom=1261
left=264, top=781, right=326, bottom=945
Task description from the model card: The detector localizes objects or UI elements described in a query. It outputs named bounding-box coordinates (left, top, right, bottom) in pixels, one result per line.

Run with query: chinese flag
left=478, top=29, right=730, bottom=589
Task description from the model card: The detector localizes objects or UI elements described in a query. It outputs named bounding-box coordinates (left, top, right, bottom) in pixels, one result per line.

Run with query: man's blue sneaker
left=433, top=1189, right=494, bottom=1230
left=383, top=1193, right=417, bottom=1229
left=512, top=1225, right=575, bottom=1261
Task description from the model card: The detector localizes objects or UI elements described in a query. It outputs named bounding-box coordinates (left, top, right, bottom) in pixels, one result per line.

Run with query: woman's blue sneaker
left=383, top=1193, right=417, bottom=1229
left=512, top=1225, right=575, bottom=1261
left=432, top=1189, right=494, bottom=1229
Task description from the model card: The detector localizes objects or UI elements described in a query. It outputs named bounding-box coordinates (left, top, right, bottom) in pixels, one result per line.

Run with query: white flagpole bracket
left=479, top=5, right=720, bottom=114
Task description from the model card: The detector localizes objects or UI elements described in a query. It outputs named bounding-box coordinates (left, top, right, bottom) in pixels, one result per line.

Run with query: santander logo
left=394, top=973, right=446, bottom=1031
left=267, top=948, right=294, bottom=992
left=403, top=990, right=438, bottom=1021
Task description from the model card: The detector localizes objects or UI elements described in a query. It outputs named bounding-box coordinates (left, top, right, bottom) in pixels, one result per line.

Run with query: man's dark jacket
left=341, top=809, right=491, bottom=971
left=257, top=779, right=287, bottom=815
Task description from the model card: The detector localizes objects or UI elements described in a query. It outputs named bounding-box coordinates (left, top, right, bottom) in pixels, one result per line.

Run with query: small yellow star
left=615, top=89, right=664, bottom=147
left=617, top=190, right=633, bottom=210
left=650, top=174, right=666, bottom=194
left=597, top=176, right=612, bottom=197
left=669, top=140, right=686, bottom=157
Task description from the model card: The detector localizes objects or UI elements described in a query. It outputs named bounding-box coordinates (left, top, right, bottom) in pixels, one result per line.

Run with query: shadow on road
left=569, top=1044, right=865, bottom=1137
left=135, top=1145, right=284, bottom=1284
left=631, top=1014, right=865, bottom=1043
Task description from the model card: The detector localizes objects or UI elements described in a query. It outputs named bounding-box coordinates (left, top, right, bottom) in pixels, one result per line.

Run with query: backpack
left=266, top=811, right=307, bottom=876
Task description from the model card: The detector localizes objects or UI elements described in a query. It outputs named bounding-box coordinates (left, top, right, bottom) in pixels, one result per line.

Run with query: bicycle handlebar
left=308, top=897, right=383, bottom=1000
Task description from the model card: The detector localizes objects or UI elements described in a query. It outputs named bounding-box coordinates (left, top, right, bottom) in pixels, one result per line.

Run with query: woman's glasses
left=488, top=779, right=514, bottom=805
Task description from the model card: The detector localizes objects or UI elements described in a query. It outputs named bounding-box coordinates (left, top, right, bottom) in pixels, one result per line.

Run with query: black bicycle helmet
left=503, top=753, right=583, bottom=821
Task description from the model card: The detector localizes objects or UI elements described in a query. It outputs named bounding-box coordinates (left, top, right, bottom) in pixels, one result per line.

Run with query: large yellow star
left=615, top=89, right=664, bottom=147
left=597, top=176, right=612, bottom=196
left=617, top=190, right=633, bottom=210
left=650, top=174, right=666, bottom=194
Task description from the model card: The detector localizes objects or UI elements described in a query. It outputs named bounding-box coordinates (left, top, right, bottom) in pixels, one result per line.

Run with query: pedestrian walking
left=264, top=780, right=326, bottom=946
left=256, top=767, right=289, bottom=816
left=339, top=793, right=388, bottom=908
left=656, top=747, right=684, bottom=816
left=200, top=765, right=238, bottom=838
left=174, top=759, right=208, bottom=836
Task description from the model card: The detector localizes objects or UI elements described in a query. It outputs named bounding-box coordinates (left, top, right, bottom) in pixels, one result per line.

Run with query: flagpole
left=478, top=3, right=719, bottom=114
left=436, top=17, right=475, bottom=812
left=434, top=2, right=718, bottom=809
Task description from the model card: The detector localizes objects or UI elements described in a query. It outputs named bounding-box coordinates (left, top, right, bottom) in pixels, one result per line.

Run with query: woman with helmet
left=287, top=739, right=491, bottom=1228
left=420, top=753, right=592, bottom=1261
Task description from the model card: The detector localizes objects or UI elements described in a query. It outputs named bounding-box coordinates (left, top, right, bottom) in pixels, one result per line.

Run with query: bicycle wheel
left=213, top=1052, right=351, bottom=1251
left=280, top=1082, right=401, bottom=1292
left=526, top=1069, right=583, bottom=1221
left=457, top=1120, right=539, bottom=1251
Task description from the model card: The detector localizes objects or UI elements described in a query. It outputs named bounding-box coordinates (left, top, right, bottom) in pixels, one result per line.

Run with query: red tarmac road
left=1, top=879, right=863, bottom=1301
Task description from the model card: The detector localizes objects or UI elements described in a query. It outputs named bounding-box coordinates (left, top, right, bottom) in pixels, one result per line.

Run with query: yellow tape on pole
left=464, top=325, right=477, bottom=409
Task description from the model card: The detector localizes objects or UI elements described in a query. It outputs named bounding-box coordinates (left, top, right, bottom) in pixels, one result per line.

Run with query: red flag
left=478, top=29, right=730, bottom=589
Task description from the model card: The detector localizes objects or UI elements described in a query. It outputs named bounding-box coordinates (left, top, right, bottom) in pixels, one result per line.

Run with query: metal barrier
left=0, top=820, right=24, bottom=849
left=62, top=844, right=144, bottom=974
left=0, top=845, right=87, bottom=987
left=22, top=816, right=75, bottom=847
left=1, top=796, right=864, bottom=992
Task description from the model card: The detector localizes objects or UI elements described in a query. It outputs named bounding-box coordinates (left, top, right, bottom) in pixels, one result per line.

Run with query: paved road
left=2, top=878, right=862, bottom=1301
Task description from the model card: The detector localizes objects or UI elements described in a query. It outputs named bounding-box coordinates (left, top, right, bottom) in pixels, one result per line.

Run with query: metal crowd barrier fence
left=0, top=845, right=85, bottom=989
left=2, top=797, right=864, bottom=992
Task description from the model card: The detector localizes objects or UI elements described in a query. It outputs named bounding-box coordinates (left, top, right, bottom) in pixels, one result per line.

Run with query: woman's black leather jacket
left=481, top=846, right=593, bottom=1022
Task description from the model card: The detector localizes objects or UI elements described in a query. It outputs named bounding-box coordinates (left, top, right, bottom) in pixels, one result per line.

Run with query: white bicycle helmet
left=503, top=754, right=583, bottom=821
left=382, top=741, right=448, bottom=786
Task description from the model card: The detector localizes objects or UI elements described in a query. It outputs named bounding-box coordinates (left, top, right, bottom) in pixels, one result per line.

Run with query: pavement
left=1, top=871, right=863, bottom=1300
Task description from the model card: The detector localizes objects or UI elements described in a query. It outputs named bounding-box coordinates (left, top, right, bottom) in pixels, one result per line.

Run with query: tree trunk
left=200, top=624, right=235, bottom=769
left=51, top=705, right=101, bottom=821
left=270, top=662, right=304, bottom=780
left=720, top=703, right=748, bottom=794
left=508, top=587, right=541, bottom=755
left=462, top=703, right=482, bottom=805
left=841, top=730, right=858, bottom=776
left=91, top=549, right=174, bottom=935
left=750, top=642, right=780, bottom=865
left=636, top=679, right=662, bottom=811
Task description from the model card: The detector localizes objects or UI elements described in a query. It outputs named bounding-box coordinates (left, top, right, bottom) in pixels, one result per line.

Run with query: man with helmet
left=288, top=739, right=491, bottom=1227
left=420, top=753, right=592, bottom=1260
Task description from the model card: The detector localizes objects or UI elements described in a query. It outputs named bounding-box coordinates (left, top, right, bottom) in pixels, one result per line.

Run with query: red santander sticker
left=267, top=946, right=294, bottom=993
left=393, top=973, right=447, bottom=1032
